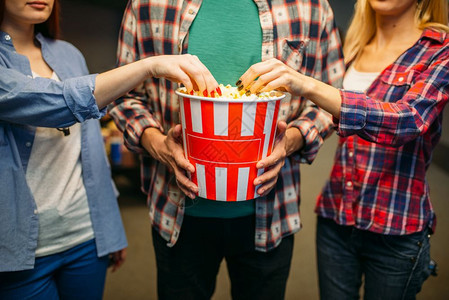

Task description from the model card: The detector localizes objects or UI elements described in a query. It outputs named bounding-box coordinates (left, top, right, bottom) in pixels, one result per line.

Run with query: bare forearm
left=94, top=58, right=153, bottom=109
left=238, top=58, right=342, bottom=119
left=141, top=127, right=165, bottom=158
left=285, top=127, right=303, bottom=156
left=302, top=76, right=342, bottom=119
left=93, top=54, right=219, bottom=109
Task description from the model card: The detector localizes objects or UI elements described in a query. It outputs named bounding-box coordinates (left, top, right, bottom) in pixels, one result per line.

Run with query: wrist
left=142, top=127, right=165, bottom=153
left=301, top=75, right=318, bottom=99
left=285, top=127, right=303, bottom=156
left=143, top=56, right=158, bottom=78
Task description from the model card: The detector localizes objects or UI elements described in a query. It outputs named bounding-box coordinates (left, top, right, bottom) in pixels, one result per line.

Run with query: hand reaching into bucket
left=141, top=126, right=198, bottom=199
left=254, top=121, right=304, bottom=197
left=93, top=54, right=219, bottom=109
left=146, top=54, right=219, bottom=96
left=237, top=58, right=306, bottom=96
left=237, top=58, right=342, bottom=119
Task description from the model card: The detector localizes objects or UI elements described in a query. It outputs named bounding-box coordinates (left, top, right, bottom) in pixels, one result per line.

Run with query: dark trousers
left=316, top=216, right=431, bottom=300
left=152, top=214, right=294, bottom=300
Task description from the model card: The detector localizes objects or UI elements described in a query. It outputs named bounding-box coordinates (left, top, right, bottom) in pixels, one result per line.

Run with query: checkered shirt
left=109, top=0, right=344, bottom=251
left=316, top=29, right=449, bottom=235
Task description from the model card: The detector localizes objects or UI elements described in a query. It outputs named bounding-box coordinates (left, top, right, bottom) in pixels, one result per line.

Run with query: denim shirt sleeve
left=0, top=66, right=103, bottom=128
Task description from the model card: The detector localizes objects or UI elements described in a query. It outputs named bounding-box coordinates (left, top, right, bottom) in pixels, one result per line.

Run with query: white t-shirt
left=27, top=71, right=94, bottom=257
left=343, top=65, right=380, bottom=92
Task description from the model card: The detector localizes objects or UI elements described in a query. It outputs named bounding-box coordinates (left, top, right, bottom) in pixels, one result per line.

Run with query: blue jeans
left=0, top=239, right=109, bottom=300
left=316, top=217, right=431, bottom=300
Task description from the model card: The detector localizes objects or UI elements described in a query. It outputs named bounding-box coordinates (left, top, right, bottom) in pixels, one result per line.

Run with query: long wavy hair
left=344, top=0, right=449, bottom=63
left=0, top=0, right=60, bottom=39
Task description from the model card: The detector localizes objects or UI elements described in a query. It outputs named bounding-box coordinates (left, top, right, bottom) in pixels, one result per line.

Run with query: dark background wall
left=60, top=0, right=124, bottom=73
left=328, top=0, right=356, bottom=32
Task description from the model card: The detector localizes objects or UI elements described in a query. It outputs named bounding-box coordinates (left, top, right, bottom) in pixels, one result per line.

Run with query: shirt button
left=398, top=77, right=404, bottom=82
left=25, top=142, right=32, bottom=147
left=188, top=9, right=195, bottom=14
left=348, top=151, right=354, bottom=158
left=346, top=181, right=353, bottom=187
left=5, top=34, right=11, bottom=41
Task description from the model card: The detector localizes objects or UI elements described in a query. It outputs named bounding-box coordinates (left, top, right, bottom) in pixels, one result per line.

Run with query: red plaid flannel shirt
left=316, top=29, right=449, bottom=235
left=110, top=0, right=344, bottom=251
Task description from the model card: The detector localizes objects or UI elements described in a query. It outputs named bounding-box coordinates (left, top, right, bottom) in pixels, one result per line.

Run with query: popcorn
left=178, top=84, right=282, bottom=100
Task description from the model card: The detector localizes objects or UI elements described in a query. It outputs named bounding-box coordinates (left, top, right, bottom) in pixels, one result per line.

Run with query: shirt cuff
left=336, top=90, right=367, bottom=137
left=288, top=117, right=323, bottom=164
left=124, top=115, right=164, bottom=154
left=63, top=74, right=104, bottom=122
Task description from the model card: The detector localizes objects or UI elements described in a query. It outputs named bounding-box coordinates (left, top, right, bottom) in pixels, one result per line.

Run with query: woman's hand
left=237, top=58, right=342, bottom=118
left=141, top=126, right=198, bottom=199
left=109, top=248, right=127, bottom=272
left=237, top=58, right=308, bottom=96
left=146, top=54, right=220, bottom=96
left=95, top=54, right=219, bottom=108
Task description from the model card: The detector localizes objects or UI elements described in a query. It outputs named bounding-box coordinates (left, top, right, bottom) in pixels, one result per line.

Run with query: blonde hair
left=343, top=0, right=449, bottom=63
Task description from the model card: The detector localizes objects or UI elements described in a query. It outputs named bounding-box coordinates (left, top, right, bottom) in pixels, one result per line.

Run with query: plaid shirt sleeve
left=289, top=3, right=344, bottom=164
left=108, top=1, right=164, bottom=154
left=338, top=51, right=449, bottom=146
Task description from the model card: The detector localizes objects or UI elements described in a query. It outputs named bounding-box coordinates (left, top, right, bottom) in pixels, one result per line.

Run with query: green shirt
left=186, top=0, right=262, bottom=218
left=188, top=0, right=262, bottom=85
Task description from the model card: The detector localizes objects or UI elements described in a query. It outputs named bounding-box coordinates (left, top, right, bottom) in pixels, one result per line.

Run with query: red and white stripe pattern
left=179, top=96, right=281, bottom=201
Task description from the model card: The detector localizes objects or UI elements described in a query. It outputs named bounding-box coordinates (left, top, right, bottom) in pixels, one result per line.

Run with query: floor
left=103, top=134, right=449, bottom=299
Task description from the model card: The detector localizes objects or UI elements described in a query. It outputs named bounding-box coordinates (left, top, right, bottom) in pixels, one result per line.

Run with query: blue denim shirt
left=0, top=31, right=127, bottom=271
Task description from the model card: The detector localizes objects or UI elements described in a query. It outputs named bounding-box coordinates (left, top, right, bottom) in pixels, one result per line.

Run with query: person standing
left=237, top=0, right=449, bottom=298
left=110, top=0, right=344, bottom=299
left=0, top=0, right=219, bottom=298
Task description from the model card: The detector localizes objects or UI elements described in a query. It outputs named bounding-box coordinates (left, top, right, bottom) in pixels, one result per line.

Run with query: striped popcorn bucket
left=176, top=90, right=285, bottom=201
